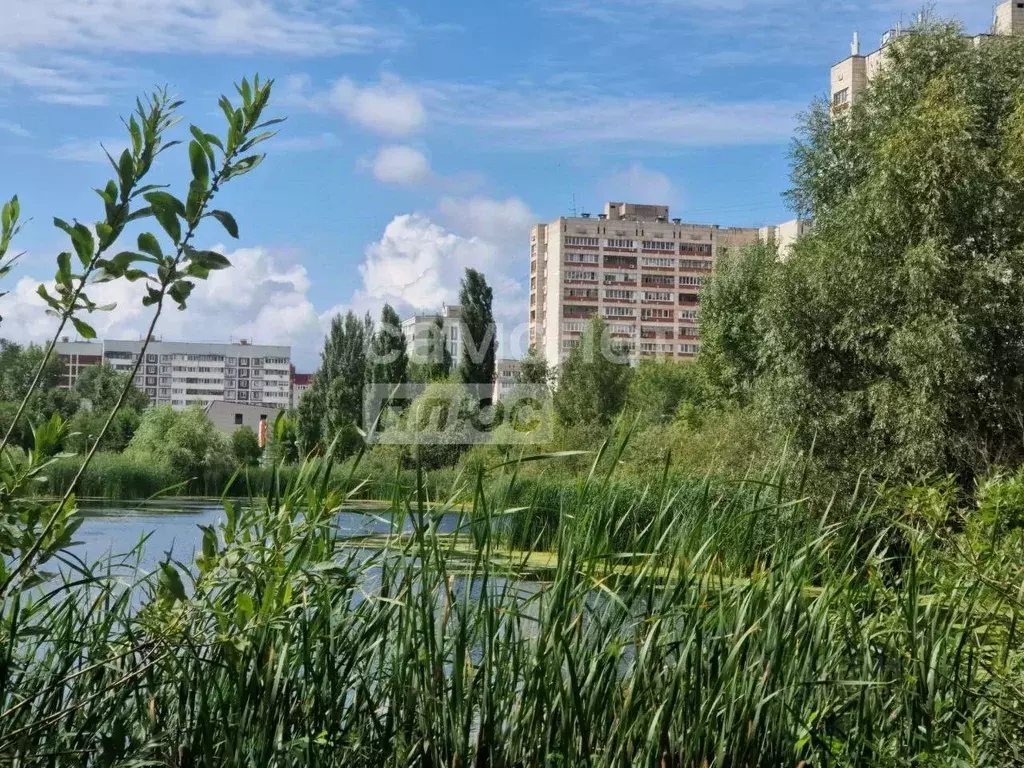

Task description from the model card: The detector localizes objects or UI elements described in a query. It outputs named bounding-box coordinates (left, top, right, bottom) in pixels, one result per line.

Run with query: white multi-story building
left=401, top=304, right=463, bottom=367
left=831, top=0, right=1024, bottom=116
left=529, top=202, right=796, bottom=368
left=493, top=359, right=523, bottom=402
left=55, top=338, right=291, bottom=411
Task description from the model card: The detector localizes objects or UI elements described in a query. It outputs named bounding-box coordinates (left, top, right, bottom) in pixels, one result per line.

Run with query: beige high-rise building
left=831, top=0, right=1024, bottom=115
left=529, top=202, right=779, bottom=368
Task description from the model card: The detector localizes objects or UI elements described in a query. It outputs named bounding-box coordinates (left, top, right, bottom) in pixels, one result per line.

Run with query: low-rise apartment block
left=530, top=201, right=786, bottom=367
left=55, top=338, right=292, bottom=411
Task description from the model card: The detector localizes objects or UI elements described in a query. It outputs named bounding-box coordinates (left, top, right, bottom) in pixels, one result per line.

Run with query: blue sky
left=0, top=0, right=997, bottom=368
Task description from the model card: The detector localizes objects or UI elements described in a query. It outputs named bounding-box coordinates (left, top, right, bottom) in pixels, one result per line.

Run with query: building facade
left=54, top=339, right=292, bottom=411
left=290, top=370, right=314, bottom=407
left=493, top=359, right=523, bottom=402
left=831, top=1, right=1024, bottom=116
left=401, top=304, right=463, bottom=367
left=529, top=201, right=779, bottom=368
left=54, top=340, right=103, bottom=389
left=204, top=400, right=283, bottom=438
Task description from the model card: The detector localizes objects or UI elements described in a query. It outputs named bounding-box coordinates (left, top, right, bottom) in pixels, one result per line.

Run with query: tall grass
left=4, top=449, right=1024, bottom=765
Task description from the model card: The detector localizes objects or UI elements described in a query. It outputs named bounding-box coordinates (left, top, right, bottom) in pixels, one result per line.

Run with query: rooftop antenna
left=852, top=30, right=861, bottom=55
left=569, top=193, right=578, bottom=218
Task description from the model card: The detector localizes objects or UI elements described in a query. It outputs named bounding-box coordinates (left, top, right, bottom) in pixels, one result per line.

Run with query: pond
left=76, top=499, right=465, bottom=574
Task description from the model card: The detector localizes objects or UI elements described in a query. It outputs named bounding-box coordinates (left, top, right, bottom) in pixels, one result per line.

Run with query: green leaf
left=71, top=317, right=97, bottom=340
left=152, top=206, right=181, bottom=245
left=201, top=525, right=217, bottom=560
left=117, top=149, right=135, bottom=201
left=189, top=139, right=209, bottom=190
left=169, top=279, right=194, bottom=307
left=96, top=222, right=114, bottom=249
left=143, top=191, right=185, bottom=217
left=128, top=115, right=142, bottom=156
left=209, top=210, right=239, bottom=239
left=159, top=562, right=187, bottom=602
left=193, top=250, right=232, bottom=270
left=110, top=251, right=158, bottom=271
left=137, top=232, right=163, bottom=259
left=70, top=223, right=95, bottom=268
left=185, top=262, right=211, bottom=279
left=56, top=252, right=72, bottom=288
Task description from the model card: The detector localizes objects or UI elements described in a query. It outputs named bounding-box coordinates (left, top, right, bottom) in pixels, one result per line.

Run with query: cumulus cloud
left=286, top=74, right=427, bottom=136
left=0, top=247, right=333, bottom=368
left=371, top=145, right=431, bottom=185
left=597, top=164, right=678, bottom=208
left=352, top=197, right=537, bottom=357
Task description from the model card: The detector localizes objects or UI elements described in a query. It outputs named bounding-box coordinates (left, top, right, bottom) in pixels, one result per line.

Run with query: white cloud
left=351, top=199, right=536, bottom=357
left=371, top=145, right=431, bottom=185
left=0, top=52, right=137, bottom=107
left=286, top=74, right=427, bottom=136
left=427, top=83, right=801, bottom=148
left=597, top=164, right=678, bottom=208
left=0, top=119, right=29, bottom=138
left=275, top=132, right=341, bottom=153
left=437, top=196, right=536, bottom=248
left=0, top=0, right=392, bottom=56
left=49, top=137, right=128, bottom=163
left=0, top=247, right=332, bottom=368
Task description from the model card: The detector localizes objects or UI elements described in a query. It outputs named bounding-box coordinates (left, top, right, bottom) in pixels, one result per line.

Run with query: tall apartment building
left=831, top=0, right=1024, bottom=115
left=530, top=202, right=774, bottom=368
left=401, top=305, right=463, bottom=367
left=54, top=339, right=292, bottom=411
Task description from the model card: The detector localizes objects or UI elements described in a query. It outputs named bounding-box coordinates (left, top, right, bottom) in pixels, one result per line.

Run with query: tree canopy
left=704, top=22, right=1024, bottom=482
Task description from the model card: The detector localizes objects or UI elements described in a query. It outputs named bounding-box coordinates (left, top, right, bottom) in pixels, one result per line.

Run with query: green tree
left=519, top=345, right=550, bottom=388
left=231, top=426, right=262, bottom=466
left=126, top=406, right=231, bottom=479
left=74, top=362, right=149, bottom=414
left=553, top=317, right=632, bottom=430
left=368, top=303, right=409, bottom=386
left=756, top=20, right=1024, bottom=481
left=268, top=411, right=300, bottom=465
left=296, top=385, right=323, bottom=456
left=626, top=359, right=706, bottom=426
left=697, top=241, right=778, bottom=403
left=299, top=311, right=370, bottom=457
left=411, top=317, right=453, bottom=383
left=66, top=407, right=141, bottom=454
left=458, top=269, right=496, bottom=393
left=0, top=340, right=64, bottom=401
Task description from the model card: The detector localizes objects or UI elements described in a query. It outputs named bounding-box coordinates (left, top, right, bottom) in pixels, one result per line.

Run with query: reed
left=3, top=449, right=1023, bottom=766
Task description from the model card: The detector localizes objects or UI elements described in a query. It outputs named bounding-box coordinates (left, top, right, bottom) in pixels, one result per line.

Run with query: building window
left=641, top=257, right=675, bottom=268
left=565, top=252, right=599, bottom=264
left=606, top=239, right=633, bottom=249
left=565, top=270, right=597, bottom=281
left=643, top=291, right=673, bottom=302
left=680, top=276, right=707, bottom=287
left=680, top=242, right=712, bottom=254
left=604, top=289, right=635, bottom=300
left=234, top=413, right=243, bottom=425
left=605, top=306, right=635, bottom=317
left=641, top=241, right=675, bottom=252
left=833, top=88, right=850, bottom=106
left=564, top=236, right=599, bottom=247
